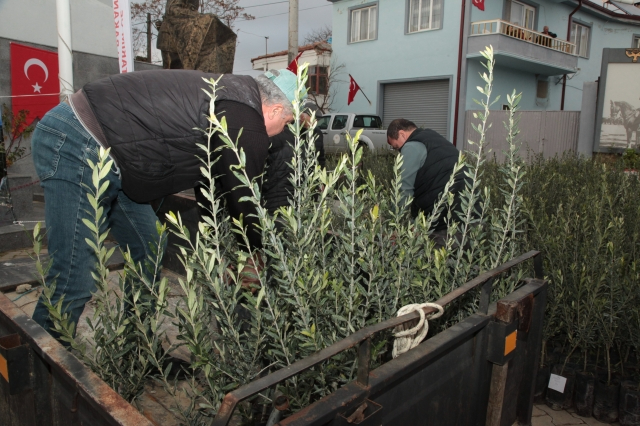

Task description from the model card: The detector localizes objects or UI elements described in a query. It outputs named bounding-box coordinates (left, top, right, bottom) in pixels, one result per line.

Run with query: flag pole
left=360, top=89, right=372, bottom=106
left=56, top=0, right=74, bottom=100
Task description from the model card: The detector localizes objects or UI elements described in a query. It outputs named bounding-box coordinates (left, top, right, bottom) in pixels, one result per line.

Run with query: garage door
left=382, top=79, right=450, bottom=138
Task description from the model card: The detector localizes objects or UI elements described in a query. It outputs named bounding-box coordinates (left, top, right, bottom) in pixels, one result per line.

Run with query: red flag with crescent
left=348, top=75, right=361, bottom=105
left=10, top=43, right=59, bottom=128
left=286, top=51, right=304, bottom=75
left=472, top=0, right=485, bottom=11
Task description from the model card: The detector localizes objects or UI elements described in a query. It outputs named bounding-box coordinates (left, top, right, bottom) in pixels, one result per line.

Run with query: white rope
left=392, top=303, right=444, bottom=359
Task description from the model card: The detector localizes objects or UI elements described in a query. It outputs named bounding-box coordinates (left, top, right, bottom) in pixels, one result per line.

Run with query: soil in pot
left=535, top=365, right=551, bottom=404
left=545, top=363, right=577, bottom=411
left=619, top=381, right=640, bottom=426
left=593, top=378, right=620, bottom=423
left=574, top=371, right=595, bottom=418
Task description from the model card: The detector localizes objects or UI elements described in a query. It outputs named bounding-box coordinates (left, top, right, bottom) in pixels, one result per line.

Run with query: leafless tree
left=307, top=57, right=345, bottom=114
left=302, top=25, right=332, bottom=45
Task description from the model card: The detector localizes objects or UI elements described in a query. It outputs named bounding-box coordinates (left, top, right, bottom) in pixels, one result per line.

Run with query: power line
left=237, top=4, right=330, bottom=21
left=242, top=0, right=289, bottom=9
left=238, top=29, right=268, bottom=38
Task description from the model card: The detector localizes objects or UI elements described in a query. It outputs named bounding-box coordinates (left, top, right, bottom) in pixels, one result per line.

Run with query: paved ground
left=532, top=403, right=614, bottom=425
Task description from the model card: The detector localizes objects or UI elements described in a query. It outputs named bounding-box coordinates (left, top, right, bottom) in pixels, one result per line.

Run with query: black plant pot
left=574, top=371, right=595, bottom=417
left=619, top=381, right=640, bottom=426
left=545, top=363, right=577, bottom=411
left=593, top=378, right=620, bottom=423
left=534, top=365, right=551, bottom=404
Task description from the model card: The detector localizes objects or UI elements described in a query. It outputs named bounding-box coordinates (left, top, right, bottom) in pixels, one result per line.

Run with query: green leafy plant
left=37, top=147, right=173, bottom=404
left=622, top=148, right=639, bottom=170
left=523, top=154, right=640, bottom=382
left=38, top=46, right=540, bottom=423
left=158, top=46, right=532, bottom=423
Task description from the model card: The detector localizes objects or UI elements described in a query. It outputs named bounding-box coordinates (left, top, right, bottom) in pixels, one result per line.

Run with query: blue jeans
left=31, top=102, right=162, bottom=336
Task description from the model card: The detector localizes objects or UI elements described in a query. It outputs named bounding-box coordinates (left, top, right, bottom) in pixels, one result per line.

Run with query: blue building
left=328, top=0, right=640, bottom=146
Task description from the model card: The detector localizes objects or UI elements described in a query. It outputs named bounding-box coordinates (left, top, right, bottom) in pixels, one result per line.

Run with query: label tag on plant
left=548, top=374, right=567, bottom=393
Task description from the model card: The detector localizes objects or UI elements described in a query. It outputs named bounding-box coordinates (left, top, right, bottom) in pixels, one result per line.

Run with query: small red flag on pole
left=348, top=74, right=371, bottom=106
left=472, top=0, right=485, bottom=11
left=348, top=75, right=361, bottom=105
left=286, top=51, right=304, bottom=75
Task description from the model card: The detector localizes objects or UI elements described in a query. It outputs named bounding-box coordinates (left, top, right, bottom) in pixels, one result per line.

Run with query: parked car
left=315, top=113, right=390, bottom=154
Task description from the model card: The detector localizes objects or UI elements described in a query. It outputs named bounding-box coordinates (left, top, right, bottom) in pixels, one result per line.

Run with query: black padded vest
left=82, top=70, right=262, bottom=202
left=403, top=128, right=468, bottom=227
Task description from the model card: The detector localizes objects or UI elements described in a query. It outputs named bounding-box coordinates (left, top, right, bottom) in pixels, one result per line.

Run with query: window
left=353, top=115, right=382, bottom=129
left=536, top=80, right=549, bottom=99
left=634, top=36, right=640, bottom=48
left=306, top=66, right=329, bottom=95
left=407, top=0, right=443, bottom=33
left=317, top=116, right=331, bottom=130
left=349, top=4, right=377, bottom=43
left=510, top=0, right=535, bottom=29
left=332, top=115, right=348, bottom=130
left=571, top=22, right=590, bottom=58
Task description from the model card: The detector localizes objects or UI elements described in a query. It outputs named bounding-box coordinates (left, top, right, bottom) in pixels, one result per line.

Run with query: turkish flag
left=472, top=0, right=485, bottom=11
left=10, top=43, right=59, bottom=130
left=347, top=75, right=361, bottom=106
left=286, top=51, right=304, bottom=75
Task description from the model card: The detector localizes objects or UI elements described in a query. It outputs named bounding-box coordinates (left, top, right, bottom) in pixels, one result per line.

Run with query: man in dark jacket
left=30, top=68, right=299, bottom=336
left=263, top=102, right=325, bottom=213
left=386, top=118, right=471, bottom=230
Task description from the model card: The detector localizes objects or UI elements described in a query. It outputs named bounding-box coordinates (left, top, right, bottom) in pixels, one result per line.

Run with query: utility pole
left=56, top=0, right=74, bottom=100
left=147, top=13, right=152, bottom=63
left=287, top=0, right=298, bottom=64
left=265, top=36, right=269, bottom=71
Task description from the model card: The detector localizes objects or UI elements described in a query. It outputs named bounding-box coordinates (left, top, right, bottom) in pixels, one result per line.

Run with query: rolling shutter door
left=382, top=79, right=450, bottom=137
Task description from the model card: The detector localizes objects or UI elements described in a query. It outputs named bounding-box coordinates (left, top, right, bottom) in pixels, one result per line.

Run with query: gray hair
left=254, top=70, right=294, bottom=116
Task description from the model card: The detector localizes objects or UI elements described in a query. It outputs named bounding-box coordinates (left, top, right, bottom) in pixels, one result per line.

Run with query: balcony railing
left=470, top=19, right=577, bottom=56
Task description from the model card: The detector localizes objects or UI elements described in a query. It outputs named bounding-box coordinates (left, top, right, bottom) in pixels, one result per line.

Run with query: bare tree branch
left=307, top=55, right=345, bottom=114
left=302, top=25, right=332, bottom=45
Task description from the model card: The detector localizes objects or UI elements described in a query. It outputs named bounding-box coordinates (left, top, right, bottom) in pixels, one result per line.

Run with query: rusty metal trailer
left=1, top=212, right=545, bottom=426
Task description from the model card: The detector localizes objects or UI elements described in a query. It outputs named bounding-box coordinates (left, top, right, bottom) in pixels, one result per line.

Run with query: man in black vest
left=386, top=118, right=470, bottom=231
left=30, top=68, right=299, bottom=337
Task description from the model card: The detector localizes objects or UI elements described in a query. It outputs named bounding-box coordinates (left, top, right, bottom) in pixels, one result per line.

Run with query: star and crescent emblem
left=23, top=58, right=49, bottom=93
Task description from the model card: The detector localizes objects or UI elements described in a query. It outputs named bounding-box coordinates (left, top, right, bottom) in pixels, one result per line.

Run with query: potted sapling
left=619, top=270, right=640, bottom=426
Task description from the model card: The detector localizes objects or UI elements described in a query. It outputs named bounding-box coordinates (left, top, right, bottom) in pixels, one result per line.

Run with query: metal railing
left=212, top=250, right=544, bottom=425
left=470, top=19, right=577, bottom=56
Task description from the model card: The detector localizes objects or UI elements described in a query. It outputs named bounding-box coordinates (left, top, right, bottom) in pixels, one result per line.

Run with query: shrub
left=41, top=46, right=533, bottom=423
left=522, top=154, right=640, bottom=383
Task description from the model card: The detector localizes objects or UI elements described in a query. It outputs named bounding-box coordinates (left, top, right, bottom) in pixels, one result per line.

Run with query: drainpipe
left=561, top=0, right=582, bottom=110
left=452, top=0, right=467, bottom=146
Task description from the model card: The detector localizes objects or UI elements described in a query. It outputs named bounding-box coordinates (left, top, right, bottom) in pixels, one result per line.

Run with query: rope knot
left=392, top=303, right=444, bottom=358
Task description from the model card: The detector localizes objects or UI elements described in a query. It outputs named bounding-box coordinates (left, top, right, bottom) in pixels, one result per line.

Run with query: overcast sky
left=232, top=0, right=333, bottom=75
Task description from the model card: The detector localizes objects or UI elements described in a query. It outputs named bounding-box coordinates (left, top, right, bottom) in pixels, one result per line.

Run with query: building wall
left=467, top=1, right=640, bottom=111
left=330, top=0, right=464, bottom=134
left=0, top=0, right=118, bottom=59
